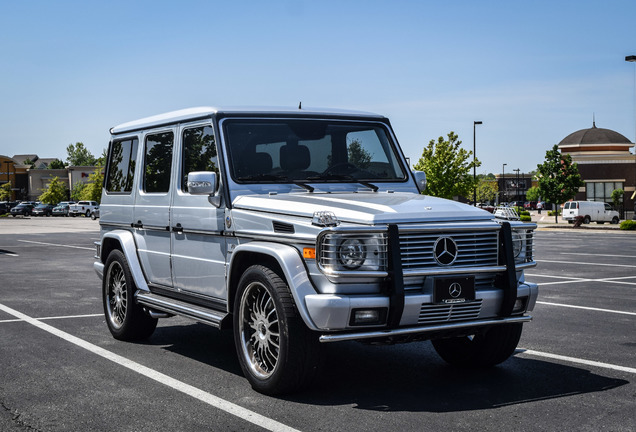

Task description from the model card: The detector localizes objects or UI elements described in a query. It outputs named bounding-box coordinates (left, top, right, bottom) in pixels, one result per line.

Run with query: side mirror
left=187, top=171, right=217, bottom=195
left=412, top=170, right=426, bottom=193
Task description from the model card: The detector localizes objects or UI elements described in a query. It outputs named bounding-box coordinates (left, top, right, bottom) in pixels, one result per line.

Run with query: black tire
left=432, top=323, right=523, bottom=368
left=85, top=210, right=91, bottom=217
left=91, top=212, right=97, bottom=220
left=611, top=216, right=619, bottom=224
left=103, top=249, right=157, bottom=341
left=583, top=215, right=591, bottom=224
left=233, top=265, right=320, bottom=395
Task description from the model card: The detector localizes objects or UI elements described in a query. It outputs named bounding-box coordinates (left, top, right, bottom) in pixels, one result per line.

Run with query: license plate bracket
left=434, top=276, right=475, bottom=304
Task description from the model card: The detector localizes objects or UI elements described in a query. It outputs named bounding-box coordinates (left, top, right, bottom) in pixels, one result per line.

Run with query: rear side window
left=182, top=126, right=218, bottom=192
left=144, top=132, right=174, bottom=193
left=106, top=138, right=138, bottom=193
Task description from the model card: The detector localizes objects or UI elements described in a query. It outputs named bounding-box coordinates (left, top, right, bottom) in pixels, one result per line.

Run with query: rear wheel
left=583, top=215, right=591, bottom=224
left=103, top=249, right=157, bottom=341
left=432, top=323, right=523, bottom=368
left=234, top=265, right=319, bottom=395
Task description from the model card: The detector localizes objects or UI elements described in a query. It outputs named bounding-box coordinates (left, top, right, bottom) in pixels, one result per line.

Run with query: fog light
left=513, top=297, right=527, bottom=313
left=350, top=308, right=387, bottom=326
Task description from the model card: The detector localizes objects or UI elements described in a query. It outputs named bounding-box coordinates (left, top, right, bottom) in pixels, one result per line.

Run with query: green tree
left=38, top=177, right=68, bottom=204
left=413, top=132, right=479, bottom=199
left=0, top=182, right=11, bottom=201
left=70, top=181, right=87, bottom=201
left=476, top=179, right=498, bottom=204
left=536, top=145, right=584, bottom=223
left=48, top=159, right=66, bottom=169
left=611, top=188, right=624, bottom=213
left=66, top=142, right=97, bottom=166
left=526, top=186, right=540, bottom=202
left=80, top=169, right=104, bottom=203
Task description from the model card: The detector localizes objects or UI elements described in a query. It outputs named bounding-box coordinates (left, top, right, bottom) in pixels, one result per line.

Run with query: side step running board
left=136, top=291, right=228, bottom=329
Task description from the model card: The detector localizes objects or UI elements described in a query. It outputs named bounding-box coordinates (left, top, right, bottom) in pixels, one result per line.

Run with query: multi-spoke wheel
left=103, top=250, right=157, bottom=341
left=234, top=265, right=319, bottom=395
left=432, top=323, right=523, bottom=368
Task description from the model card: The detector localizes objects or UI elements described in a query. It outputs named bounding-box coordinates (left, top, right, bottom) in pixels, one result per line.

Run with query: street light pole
left=627, top=55, right=636, bottom=147
left=514, top=168, right=520, bottom=206
left=502, top=163, right=507, bottom=204
left=473, top=121, right=482, bottom=206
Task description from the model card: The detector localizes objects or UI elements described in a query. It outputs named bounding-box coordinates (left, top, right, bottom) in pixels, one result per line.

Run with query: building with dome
left=558, top=122, right=636, bottom=217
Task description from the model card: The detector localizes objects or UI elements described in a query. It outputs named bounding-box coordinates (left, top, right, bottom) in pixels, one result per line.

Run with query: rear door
left=170, top=123, right=227, bottom=300
left=132, top=129, right=175, bottom=288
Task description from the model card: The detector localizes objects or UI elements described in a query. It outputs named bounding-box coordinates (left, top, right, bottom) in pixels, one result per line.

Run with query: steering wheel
left=323, top=162, right=356, bottom=175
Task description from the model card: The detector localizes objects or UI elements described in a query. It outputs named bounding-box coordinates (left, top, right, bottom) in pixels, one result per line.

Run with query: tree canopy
left=48, top=159, right=66, bottom=169
left=66, top=142, right=97, bottom=166
left=413, top=132, right=479, bottom=200
left=525, top=186, right=540, bottom=202
left=536, top=145, right=584, bottom=222
left=80, top=169, right=104, bottom=203
left=38, top=177, right=68, bottom=204
left=476, top=178, right=498, bottom=204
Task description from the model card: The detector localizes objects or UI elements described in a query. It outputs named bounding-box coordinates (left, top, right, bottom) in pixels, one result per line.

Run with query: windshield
left=223, top=119, right=407, bottom=184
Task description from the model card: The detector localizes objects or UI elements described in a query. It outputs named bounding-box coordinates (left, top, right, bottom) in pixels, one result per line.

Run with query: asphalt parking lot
left=0, top=217, right=634, bottom=431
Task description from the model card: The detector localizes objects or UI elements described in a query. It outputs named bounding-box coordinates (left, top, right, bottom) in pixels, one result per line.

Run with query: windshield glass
left=223, top=119, right=407, bottom=183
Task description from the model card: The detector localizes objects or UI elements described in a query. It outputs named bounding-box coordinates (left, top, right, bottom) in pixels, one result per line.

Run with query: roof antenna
left=593, top=113, right=596, bottom=128
left=298, top=101, right=302, bottom=110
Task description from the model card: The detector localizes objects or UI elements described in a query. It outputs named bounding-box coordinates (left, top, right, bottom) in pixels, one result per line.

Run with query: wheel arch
left=228, top=242, right=319, bottom=330
left=100, top=230, right=149, bottom=292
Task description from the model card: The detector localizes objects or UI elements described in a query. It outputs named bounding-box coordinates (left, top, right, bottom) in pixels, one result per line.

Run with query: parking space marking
left=535, top=259, right=635, bottom=268
left=0, top=302, right=301, bottom=432
left=519, top=349, right=636, bottom=375
left=536, top=301, right=636, bottom=316
left=560, top=252, right=636, bottom=259
left=17, top=240, right=93, bottom=251
left=0, top=313, right=103, bottom=323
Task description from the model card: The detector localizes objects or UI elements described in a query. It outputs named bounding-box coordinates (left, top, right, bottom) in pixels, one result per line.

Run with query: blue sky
left=1, top=0, right=635, bottom=175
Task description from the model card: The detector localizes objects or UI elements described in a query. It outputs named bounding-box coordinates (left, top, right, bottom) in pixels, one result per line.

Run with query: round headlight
left=511, top=232, right=523, bottom=258
left=338, top=239, right=366, bottom=269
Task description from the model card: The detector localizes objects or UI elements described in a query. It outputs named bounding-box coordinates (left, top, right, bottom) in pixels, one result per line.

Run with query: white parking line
left=0, top=313, right=103, bottom=323
left=535, top=259, right=635, bottom=268
left=0, top=302, right=300, bottom=432
left=17, top=240, right=94, bottom=251
left=536, top=301, right=636, bottom=316
left=519, top=349, right=636, bottom=375
left=560, top=252, right=636, bottom=259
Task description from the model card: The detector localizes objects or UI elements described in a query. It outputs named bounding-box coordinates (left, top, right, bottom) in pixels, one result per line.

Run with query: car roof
left=110, top=106, right=386, bottom=135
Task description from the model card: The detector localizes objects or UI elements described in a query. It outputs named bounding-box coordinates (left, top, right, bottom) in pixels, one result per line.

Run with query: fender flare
left=98, top=230, right=149, bottom=292
left=229, top=242, right=319, bottom=330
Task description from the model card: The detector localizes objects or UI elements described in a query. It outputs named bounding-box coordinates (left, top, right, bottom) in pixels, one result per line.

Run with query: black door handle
left=131, top=220, right=143, bottom=228
left=172, top=223, right=183, bottom=234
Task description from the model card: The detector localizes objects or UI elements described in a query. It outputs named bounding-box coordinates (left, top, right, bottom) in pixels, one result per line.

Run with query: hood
left=232, top=192, right=493, bottom=225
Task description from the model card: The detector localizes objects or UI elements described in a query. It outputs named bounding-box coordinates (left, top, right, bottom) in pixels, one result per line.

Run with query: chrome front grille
left=418, top=300, right=483, bottom=324
left=400, top=230, right=499, bottom=270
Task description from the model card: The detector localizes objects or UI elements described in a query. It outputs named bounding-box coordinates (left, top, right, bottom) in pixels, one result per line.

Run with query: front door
left=170, top=124, right=226, bottom=300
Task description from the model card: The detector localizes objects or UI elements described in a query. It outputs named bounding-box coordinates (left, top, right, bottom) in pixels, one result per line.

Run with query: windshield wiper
left=306, top=174, right=378, bottom=192
left=293, top=182, right=314, bottom=192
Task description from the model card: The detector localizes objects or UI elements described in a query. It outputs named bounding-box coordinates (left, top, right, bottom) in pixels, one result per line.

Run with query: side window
left=144, top=132, right=174, bottom=193
left=182, top=126, right=218, bottom=192
left=106, top=138, right=138, bottom=193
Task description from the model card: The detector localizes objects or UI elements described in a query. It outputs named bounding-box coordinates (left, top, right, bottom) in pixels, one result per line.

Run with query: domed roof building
left=557, top=122, right=636, bottom=216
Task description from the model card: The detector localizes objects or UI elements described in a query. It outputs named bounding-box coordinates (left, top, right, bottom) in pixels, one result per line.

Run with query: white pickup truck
left=69, top=200, right=99, bottom=217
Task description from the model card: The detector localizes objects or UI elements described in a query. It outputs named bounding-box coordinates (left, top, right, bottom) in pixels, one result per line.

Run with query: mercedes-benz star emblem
left=448, top=282, right=462, bottom=298
left=433, top=236, right=458, bottom=266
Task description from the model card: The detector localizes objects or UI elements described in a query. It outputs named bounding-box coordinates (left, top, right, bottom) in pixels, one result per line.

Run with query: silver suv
left=94, top=107, right=538, bottom=395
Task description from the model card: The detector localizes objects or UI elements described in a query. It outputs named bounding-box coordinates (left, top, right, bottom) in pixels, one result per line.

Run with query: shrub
left=548, top=210, right=561, bottom=217
left=520, top=215, right=532, bottom=222
left=620, top=220, right=636, bottom=230
left=520, top=210, right=530, bottom=216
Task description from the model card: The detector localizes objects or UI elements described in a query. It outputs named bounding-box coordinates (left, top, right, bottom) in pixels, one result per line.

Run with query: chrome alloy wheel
left=105, top=261, right=127, bottom=330
left=238, top=281, right=280, bottom=379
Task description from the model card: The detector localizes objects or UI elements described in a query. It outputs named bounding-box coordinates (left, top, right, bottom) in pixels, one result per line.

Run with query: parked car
left=95, top=106, right=538, bottom=395
left=10, top=203, right=34, bottom=217
left=52, top=203, right=70, bottom=217
left=524, top=201, right=537, bottom=210
left=562, top=201, right=619, bottom=224
left=69, top=200, right=99, bottom=217
left=32, top=203, right=55, bottom=216
left=90, top=207, right=100, bottom=220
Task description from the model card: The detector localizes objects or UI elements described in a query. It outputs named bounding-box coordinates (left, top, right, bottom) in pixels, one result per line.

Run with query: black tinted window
left=182, top=126, right=218, bottom=192
left=106, top=138, right=138, bottom=193
left=144, top=132, right=174, bottom=193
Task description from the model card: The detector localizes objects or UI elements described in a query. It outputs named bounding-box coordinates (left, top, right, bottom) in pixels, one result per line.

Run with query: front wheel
left=103, top=250, right=157, bottom=341
left=611, top=216, right=619, bottom=224
left=432, top=323, right=523, bottom=368
left=234, top=265, right=319, bottom=395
